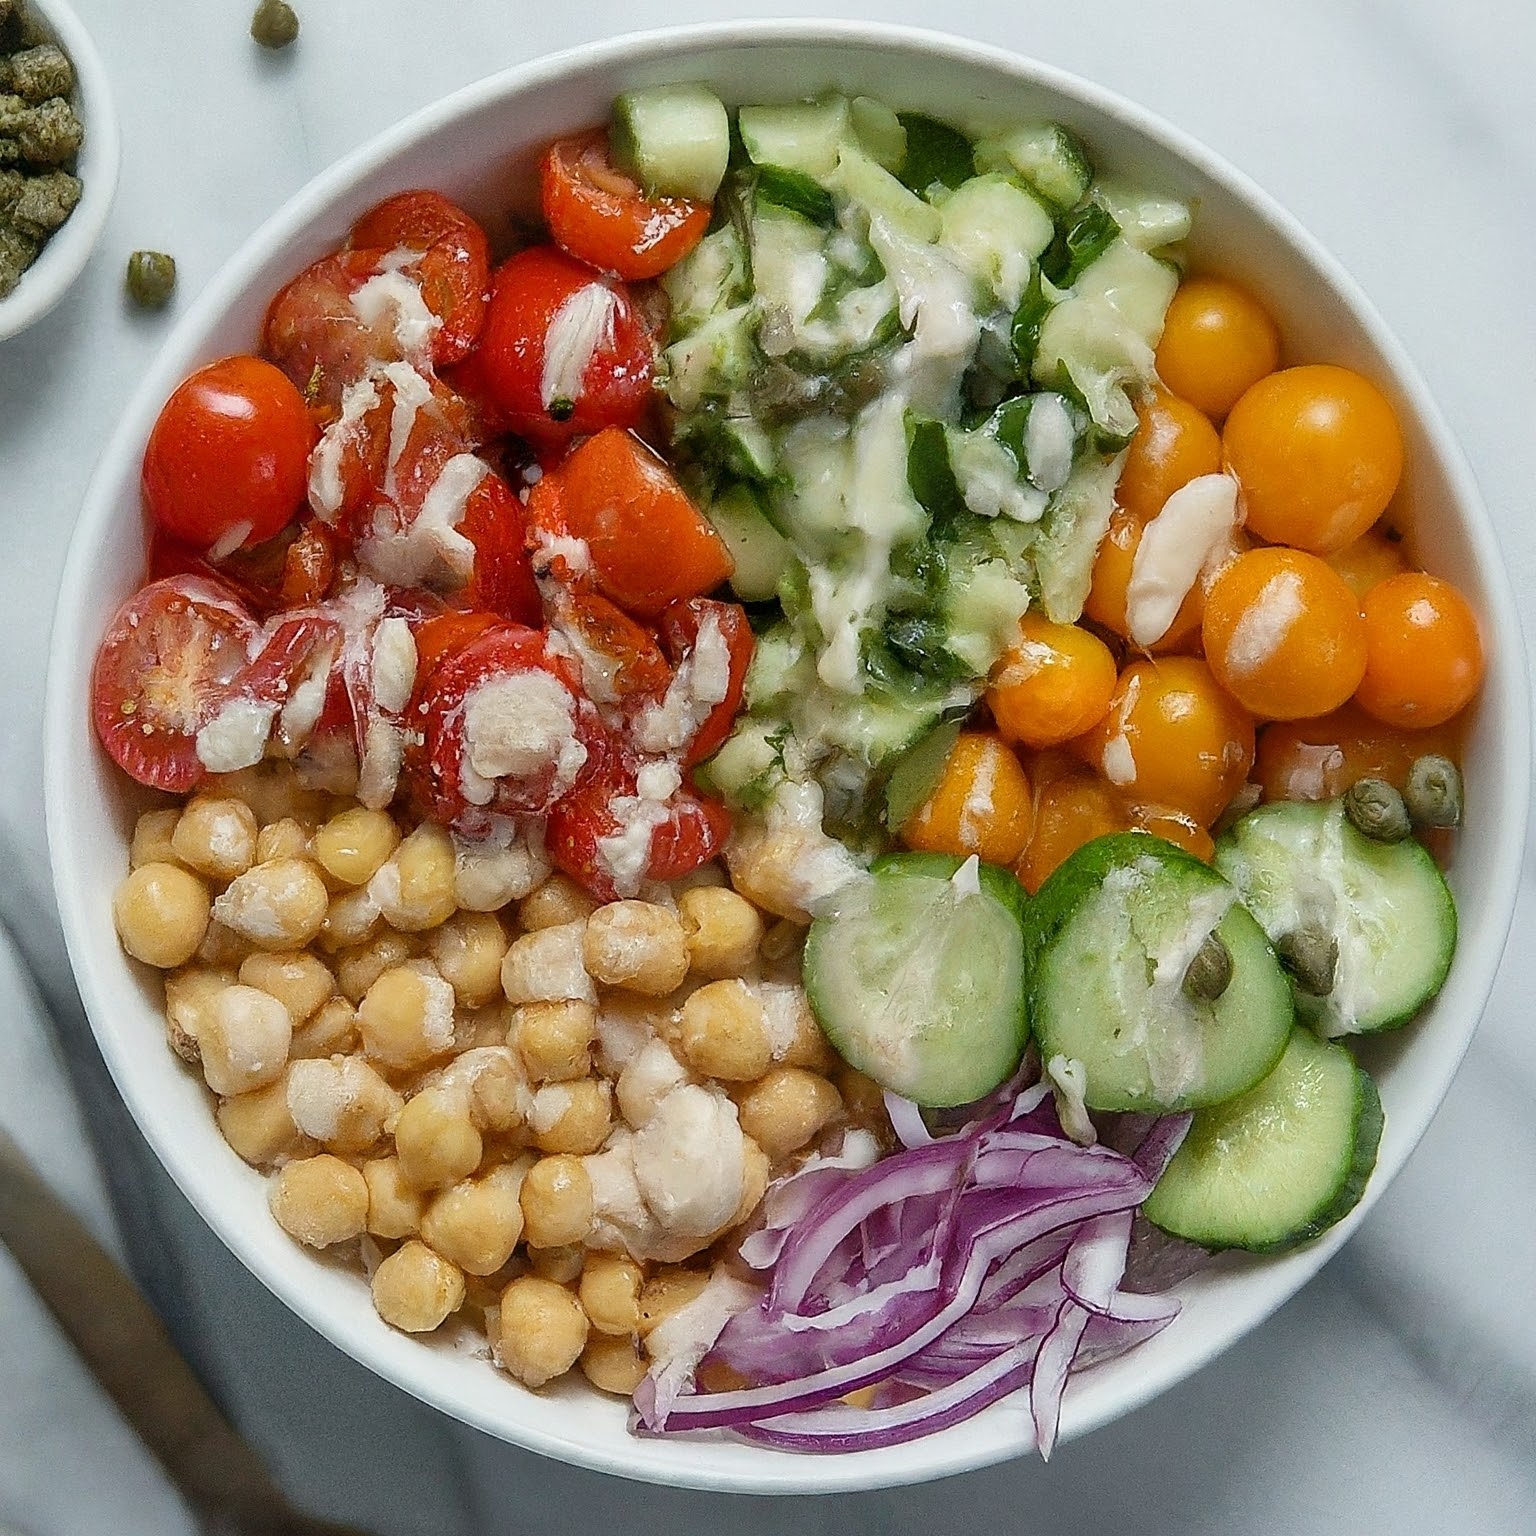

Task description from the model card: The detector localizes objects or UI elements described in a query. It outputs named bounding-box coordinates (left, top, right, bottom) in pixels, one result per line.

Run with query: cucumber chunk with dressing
left=1026, top=834, right=1294, bottom=1112
left=1214, top=799, right=1457, bottom=1037
left=805, top=853, right=1029, bottom=1107
left=1143, top=1028, right=1383, bottom=1253
left=610, top=84, right=731, bottom=202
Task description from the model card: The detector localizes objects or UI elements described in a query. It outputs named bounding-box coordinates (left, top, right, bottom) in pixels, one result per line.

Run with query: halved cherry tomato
left=411, top=610, right=508, bottom=690
left=656, top=597, right=754, bottom=767
left=439, top=344, right=517, bottom=443
left=142, top=356, right=317, bottom=555
left=451, top=471, right=541, bottom=626
left=477, top=246, right=655, bottom=445
left=91, top=576, right=259, bottom=792
left=551, top=591, right=672, bottom=708
left=540, top=131, right=711, bottom=281
left=555, top=428, right=733, bottom=617
left=407, top=625, right=599, bottom=825
left=349, top=190, right=492, bottom=366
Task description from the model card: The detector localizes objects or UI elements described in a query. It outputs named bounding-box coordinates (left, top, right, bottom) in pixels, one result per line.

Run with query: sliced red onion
left=883, top=1090, right=934, bottom=1149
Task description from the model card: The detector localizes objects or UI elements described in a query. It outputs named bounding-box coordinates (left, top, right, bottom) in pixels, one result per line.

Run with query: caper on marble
left=126, top=250, right=176, bottom=310
left=1405, top=754, right=1463, bottom=830
left=251, top=0, right=300, bottom=50
left=1181, top=929, right=1234, bottom=1004
left=1343, top=778, right=1411, bottom=843
left=1275, top=924, right=1339, bottom=998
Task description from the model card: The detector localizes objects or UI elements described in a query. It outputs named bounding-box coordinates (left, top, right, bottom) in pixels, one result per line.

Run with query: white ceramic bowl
left=0, top=0, right=118, bottom=341
left=43, top=20, right=1531, bottom=1495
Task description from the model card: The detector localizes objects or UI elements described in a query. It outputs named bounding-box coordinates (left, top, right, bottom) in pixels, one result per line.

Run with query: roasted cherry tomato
left=349, top=190, right=492, bottom=366
left=152, top=518, right=342, bottom=619
left=455, top=472, right=542, bottom=626
left=91, top=576, right=259, bottom=792
left=540, top=130, right=711, bottom=281
left=477, top=246, right=655, bottom=444
left=553, top=428, right=733, bottom=617
left=411, top=610, right=508, bottom=689
left=142, top=356, right=317, bottom=554
left=654, top=597, right=754, bottom=766
left=551, top=591, right=672, bottom=709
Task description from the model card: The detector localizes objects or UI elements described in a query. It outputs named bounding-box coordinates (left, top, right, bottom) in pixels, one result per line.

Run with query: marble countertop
left=2, top=2, right=1533, bottom=1531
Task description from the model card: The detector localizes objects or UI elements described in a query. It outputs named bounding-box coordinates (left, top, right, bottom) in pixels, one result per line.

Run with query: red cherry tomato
left=349, top=190, right=492, bottom=366
left=407, top=625, right=600, bottom=825
left=91, top=576, right=259, bottom=792
left=477, top=246, right=655, bottom=445
left=656, top=598, right=754, bottom=767
left=152, top=518, right=343, bottom=619
left=551, top=590, right=673, bottom=709
left=439, top=344, right=517, bottom=443
left=141, top=356, right=317, bottom=555
left=455, top=472, right=542, bottom=627
left=540, top=131, right=711, bottom=281
left=411, top=610, right=509, bottom=689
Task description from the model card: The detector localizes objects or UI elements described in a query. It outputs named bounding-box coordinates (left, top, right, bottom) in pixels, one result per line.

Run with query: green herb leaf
left=755, top=164, right=836, bottom=226
left=895, top=113, right=975, bottom=195
left=1040, top=202, right=1120, bottom=288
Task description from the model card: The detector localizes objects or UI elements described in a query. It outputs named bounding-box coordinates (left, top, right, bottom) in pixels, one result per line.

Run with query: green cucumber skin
left=1143, top=1033, right=1384, bottom=1255
left=869, top=849, right=1030, bottom=932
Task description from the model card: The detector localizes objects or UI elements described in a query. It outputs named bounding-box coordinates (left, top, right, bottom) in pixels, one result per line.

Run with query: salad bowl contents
left=47, top=25, right=1526, bottom=1493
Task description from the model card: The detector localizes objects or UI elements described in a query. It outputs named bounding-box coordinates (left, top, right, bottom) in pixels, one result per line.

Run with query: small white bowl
left=42, top=20, right=1531, bottom=1495
left=0, top=0, right=119, bottom=341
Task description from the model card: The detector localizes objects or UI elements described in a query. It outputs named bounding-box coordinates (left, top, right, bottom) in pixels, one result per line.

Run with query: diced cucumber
left=1071, top=238, right=1181, bottom=346
left=939, top=551, right=1032, bottom=674
left=883, top=719, right=963, bottom=832
left=894, top=112, right=975, bottom=195
left=744, top=621, right=811, bottom=711
left=1031, top=446, right=1126, bottom=623
left=850, top=96, right=906, bottom=171
left=1010, top=264, right=1053, bottom=376
left=906, top=416, right=969, bottom=535
left=611, top=84, right=731, bottom=202
left=661, top=225, right=749, bottom=332
left=706, top=484, right=792, bottom=602
left=1092, top=178, right=1192, bottom=252
left=1143, top=1029, right=1384, bottom=1253
left=756, top=165, right=836, bottom=227
left=1214, top=799, right=1458, bottom=1037
left=814, top=682, right=947, bottom=765
left=660, top=306, right=758, bottom=412
left=948, top=423, right=1050, bottom=525
left=1026, top=834, right=1294, bottom=1112
left=805, top=852, right=1030, bottom=1106
left=1041, top=202, right=1122, bottom=290
left=1033, top=293, right=1151, bottom=451
left=831, top=144, right=944, bottom=243
left=738, top=96, right=852, bottom=179
left=937, top=173, right=1055, bottom=309
left=694, top=718, right=787, bottom=810
left=988, top=391, right=1078, bottom=495
left=975, top=122, right=1094, bottom=212
left=748, top=202, right=834, bottom=341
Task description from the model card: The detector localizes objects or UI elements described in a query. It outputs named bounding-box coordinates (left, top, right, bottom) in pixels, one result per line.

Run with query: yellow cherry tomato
left=987, top=612, right=1118, bottom=749
left=1355, top=572, right=1484, bottom=729
left=1202, top=547, right=1368, bottom=720
left=1017, top=771, right=1128, bottom=894
left=1223, top=364, right=1404, bottom=554
left=1129, top=808, right=1216, bottom=863
left=1254, top=701, right=1463, bottom=802
left=1116, top=388, right=1223, bottom=523
left=1326, top=527, right=1411, bottom=600
left=902, top=731, right=1034, bottom=865
left=1155, top=276, right=1281, bottom=420
left=1084, top=506, right=1205, bottom=653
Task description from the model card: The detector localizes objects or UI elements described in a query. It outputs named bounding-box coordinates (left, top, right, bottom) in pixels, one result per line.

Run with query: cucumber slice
left=1026, top=834, right=1294, bottom=1112
left=611, top=84, right=731, bottom=203
left=805, top=852, right=1029, bottom=1107
left=1142, top=1028, right=1383, bottom=1253
left=937, top=173, right=1055, bottom=309
left=1214, top=799, right=1457, bottom=1036
left=883, top=719, right=963, bottom=833
left=850, top=96, right=906, bottom=171
left=894, top=113, right=975, bottom=196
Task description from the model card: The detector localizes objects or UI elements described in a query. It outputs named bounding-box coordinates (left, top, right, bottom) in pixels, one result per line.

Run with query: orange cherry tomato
left=1354, top=572, right=1484, bottom=729
left=987, top=612, right=1118, bottom=749
left=902, top=732, right=1034, bottom=866
left=1116, top=388, right=1223, bottom=523
left=1155, top=276, right=1281, bottom=420
left=1128, top=808, right=1216, bottom=863
left=1017, top=771, right=1128, bottom=894
left=1326, top=527, right=1411, bottom=600
left=1078, top=657, right=1255, bottom=827
left=1084, top=506, right=1205, bottom=653
left=1223, top=364, right=1403, bottom=554
left=1202, top=547, right=1367, bottom=720
left=540, top=131, right=711, bottom=281
left=1253, top=701, right=1463, bottom=802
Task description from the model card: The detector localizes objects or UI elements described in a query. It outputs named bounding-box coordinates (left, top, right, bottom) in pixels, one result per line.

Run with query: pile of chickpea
left=110, top=760, right=887, bottom=1398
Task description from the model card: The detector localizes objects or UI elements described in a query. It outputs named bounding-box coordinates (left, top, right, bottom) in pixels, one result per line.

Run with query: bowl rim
left=0, top=0, right=121, bottom=341
left=42, top=17, right=1532, bottom=1494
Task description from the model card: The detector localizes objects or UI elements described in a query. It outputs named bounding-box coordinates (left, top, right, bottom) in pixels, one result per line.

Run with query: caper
left=1404, top=754, right=1463, bottom=829
left=546, top=396, right=575, bottom=422
left=1181, top=930, right=1233, bottom=1004
left=125, top=250, right=176, bottom=310
left=250, top=0, right=300, bottom=50
left=1343, top=777, right=1411, bottom=843
left=1276, top=924, right=1339, bottom=997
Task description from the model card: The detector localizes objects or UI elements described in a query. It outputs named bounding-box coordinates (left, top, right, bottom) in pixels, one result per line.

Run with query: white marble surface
left=2, top=1, right=1535, bottom=1531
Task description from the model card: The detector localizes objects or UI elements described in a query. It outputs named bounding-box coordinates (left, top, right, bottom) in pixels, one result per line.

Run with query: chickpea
left=428, top=911, right=509, bottom=1007
left=313, top=807, right=400, bottom=889
left=583, top=902, right=689, bottom=996
left=216, top=1071, right=309, bottom=1167
left=362, top=1156, right=426, bottom=1239
left=637, top=1268, right=711, bottom=1337
left=579, top=1252, right=644, bottom=1336
left=255, top=817, right=314, bottom=864
left=519, top=874, right=598, bottom=931
left=529, top=1079, right=611, bottom=1156
left=170, top=796, right=259, bottom=882
left=335, top=931, right=414, bottom=1002
left=511, top=999, right=596, bottom=1083
left=369, top=823, right=456, bottom=932
left=527, top=1244, right=585, bottom=1284
left=198, top=984, right=292, bottom=1096
left=733, top=1134, right=771, bottom=1226
left=580, top=1334, right=648, bottom=1396
left=130, top=808, right=181, bottom=869
left=774, top=988, right=839, bottom=1074
left=194, top=920, right=252, bottom=969
left=114, top=863, right=211, bottom=969
left=238, top=950, right=335, bottom=1023
left=357, top=963, right=457, bottom=1071
left=289, top=996, right=358, bottom=1060
left=421, top=1164, right=527, bottom=1275
left=205, top=761, right=328, bottom=826
left=678, top=886, right=765, bottom=979
left=736, top=1068, right=842, bottom=1160
left=452, top=830, right=549, bottom=912
left=269, top=1154, right=368, bottom=1247
left=519, top=1155, right=593, bottom=1249
left=500, top=922, right=596, bottom=1007
left=496, top=1276, right=588, bottom=1388
left=394, top=1087, right=483, bottom=1190
left=162, top=966, right=233, bottom=1063
left=285, top=1056, right=402, bottom=1153
left=836, top=1065, right=890, bottom=1134
left=317, top=887, right=382, bottom=953
left=212, top=858, right=329, bottom=950
left=678, top=980, right=772, bottom=1082
left=371, top=1240, right=465, bottom=1333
